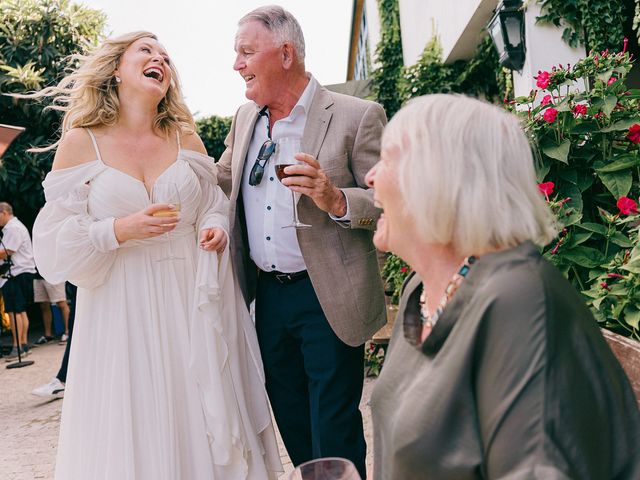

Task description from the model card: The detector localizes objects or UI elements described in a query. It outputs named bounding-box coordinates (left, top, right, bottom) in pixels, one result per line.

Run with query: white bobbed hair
left=383, top=94, right=557, bottom=256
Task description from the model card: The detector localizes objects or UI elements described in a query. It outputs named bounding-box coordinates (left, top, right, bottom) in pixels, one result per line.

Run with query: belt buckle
left=275, top=273, right=292, bottom=284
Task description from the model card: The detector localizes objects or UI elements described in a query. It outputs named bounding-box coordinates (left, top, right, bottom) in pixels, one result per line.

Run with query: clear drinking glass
left=274, top=137, right=312, bottom=229
left=151, top=181, right=182, bottom=260
left=287, top=458, right=361, bottom=480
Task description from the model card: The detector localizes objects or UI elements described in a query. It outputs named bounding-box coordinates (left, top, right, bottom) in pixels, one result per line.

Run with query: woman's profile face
left=365, top=145, right=409, bottom=253
left=115, top=37, right=172, bottom=101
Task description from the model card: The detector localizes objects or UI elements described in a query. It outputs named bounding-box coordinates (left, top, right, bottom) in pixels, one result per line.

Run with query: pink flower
left=600, top=282, right=610, bottom=291
left=617, top=196, right=638, bottom=215
left=541, top=94, right=552, bottom=106
left=536, top=71, right=551, bottom=89
left=608, top=77, right=617, bottom=86
left=573, top=104, right=588, bottom=116
left=627, top=124, right=640, bottom=144
left=543, top=107, right=558, bottom=123
left=538, top=182, right=555, bottom=197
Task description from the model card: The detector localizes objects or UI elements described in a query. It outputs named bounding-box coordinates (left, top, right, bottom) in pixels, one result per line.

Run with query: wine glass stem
left=290, top=191, right=299, bottom=225
left=166, top=232, right=174, bottom=259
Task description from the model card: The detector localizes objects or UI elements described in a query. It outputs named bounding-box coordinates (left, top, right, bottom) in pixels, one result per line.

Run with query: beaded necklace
left=419, top=256, right=477, bottom=339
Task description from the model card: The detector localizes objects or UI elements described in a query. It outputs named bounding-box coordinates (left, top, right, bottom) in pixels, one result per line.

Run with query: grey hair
left=239, top=5, right=306, bottom=63
left=383, top=94, right=557, bottom=256
left=0, top=202, right=13, bottom=215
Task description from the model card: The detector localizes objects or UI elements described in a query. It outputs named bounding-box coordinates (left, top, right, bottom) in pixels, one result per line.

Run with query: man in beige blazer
left=217, top=6, right=385, bottom=477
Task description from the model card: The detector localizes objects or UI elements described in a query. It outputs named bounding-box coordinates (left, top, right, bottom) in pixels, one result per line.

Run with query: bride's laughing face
left=115, top=37, right=172, bottom=101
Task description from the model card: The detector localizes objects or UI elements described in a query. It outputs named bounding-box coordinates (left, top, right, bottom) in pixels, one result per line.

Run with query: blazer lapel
left=302, top=86, right=333, bottom=161
left=231, top=108, right=261, bottom=203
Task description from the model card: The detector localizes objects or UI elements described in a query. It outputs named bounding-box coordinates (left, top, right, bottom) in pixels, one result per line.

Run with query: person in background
left=217, top=6, right=386, bottom=477
left=32, top=282, right=76, bottom=398
left=33, top=278, right=70, bottom=344
left=0, top=201, right=36, bottom=360
left=366, top=94, right=640, bottom=479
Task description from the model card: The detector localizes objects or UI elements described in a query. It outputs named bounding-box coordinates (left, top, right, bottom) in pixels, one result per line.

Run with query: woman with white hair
left=28, top=31, right=281, bottom=479
left=366, top=94, right=640, bottom=479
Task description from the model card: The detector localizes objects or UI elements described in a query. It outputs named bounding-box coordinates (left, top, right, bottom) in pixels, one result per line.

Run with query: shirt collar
left=254, top=73, right=318, bottom=119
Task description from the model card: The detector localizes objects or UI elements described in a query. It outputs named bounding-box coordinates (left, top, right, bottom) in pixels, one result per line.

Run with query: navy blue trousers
left=255, top=272, right=366, bottom=478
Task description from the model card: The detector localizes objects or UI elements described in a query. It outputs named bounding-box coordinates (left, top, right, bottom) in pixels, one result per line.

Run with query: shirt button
left=271, top=264, right=276, bottom=269
left=269, top=177, right=274, bottom=181
left=266, top=236, right=271, bottom=241
left=267, top=206, right=272, bottom=211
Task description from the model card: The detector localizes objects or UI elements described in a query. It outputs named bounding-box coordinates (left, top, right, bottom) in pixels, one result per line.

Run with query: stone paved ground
left=0, top=338, right=376, bottom=479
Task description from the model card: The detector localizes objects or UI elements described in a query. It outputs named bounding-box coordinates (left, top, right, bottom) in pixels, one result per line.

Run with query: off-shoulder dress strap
left=85, top=128, right=103, bottom=162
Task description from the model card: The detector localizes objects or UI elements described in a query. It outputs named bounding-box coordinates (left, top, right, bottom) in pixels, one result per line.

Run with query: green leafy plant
left=0, top=0, right=106, bottom=229
left=381, top=253, right=410, bottom=305
left=370, top=0, right=404, bottom=117
left=536, top=0, right=626, bottom=52
left=400, top=34, right=508, bottom=103
left=511, top=40, right=640, bottom=338
left=195, top=115, right=231, bottom=161
left=365, top=341, right=386, bottom=377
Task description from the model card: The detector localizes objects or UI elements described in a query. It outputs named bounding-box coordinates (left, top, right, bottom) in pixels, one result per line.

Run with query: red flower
left=541, top=94, right=552, bottom=106
left=573, top=104, right=588, bottom=116
left=400, top=267, right=408, bottom=273
left=608, top=77, right=617, bottom=86
left=536, top=71, right=551, bottom=89
left=627, top=124, right=640, bottom=144
left=617, top=196, right=638, bottom=215
left=600, top=282, right=610, bottom=291
left=538, top=182, right=554, bottom=197
left=543, top=107, right=558, bottom=123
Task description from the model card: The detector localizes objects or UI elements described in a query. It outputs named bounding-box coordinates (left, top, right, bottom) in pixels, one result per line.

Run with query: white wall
left=398, top=0, right=498, bottom=65
left=513, top=2, right=586, bottom=99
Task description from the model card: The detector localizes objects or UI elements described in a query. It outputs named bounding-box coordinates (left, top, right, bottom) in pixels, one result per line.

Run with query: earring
left=115, top=75, right=121, bottom=83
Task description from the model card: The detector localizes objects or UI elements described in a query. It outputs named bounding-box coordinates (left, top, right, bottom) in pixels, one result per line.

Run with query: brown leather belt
left=262, top=269, right=309, bottom=285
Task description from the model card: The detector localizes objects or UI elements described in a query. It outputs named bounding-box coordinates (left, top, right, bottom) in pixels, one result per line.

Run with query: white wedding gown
left=33, top=132, right=282, bottom=479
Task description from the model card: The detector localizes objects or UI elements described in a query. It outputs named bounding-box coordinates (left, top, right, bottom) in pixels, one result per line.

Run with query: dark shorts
left=1, top=272, right=34, bottom=313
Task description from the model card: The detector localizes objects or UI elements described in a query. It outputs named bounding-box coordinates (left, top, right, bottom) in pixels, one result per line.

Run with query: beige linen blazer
left=217, top=85, right=386, bottom=346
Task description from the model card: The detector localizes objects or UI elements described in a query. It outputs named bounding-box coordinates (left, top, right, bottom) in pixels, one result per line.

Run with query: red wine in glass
left=274, top=138, right=311, bottom=229
left=275, top=164, right=294, bottom=182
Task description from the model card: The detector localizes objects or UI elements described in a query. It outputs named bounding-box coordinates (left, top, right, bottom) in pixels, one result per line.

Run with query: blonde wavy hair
left=22, top=31, right=195, bottom=151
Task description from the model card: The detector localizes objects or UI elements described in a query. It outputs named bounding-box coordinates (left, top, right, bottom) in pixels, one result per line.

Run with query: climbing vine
left=536, top=0, right=626, bottom=52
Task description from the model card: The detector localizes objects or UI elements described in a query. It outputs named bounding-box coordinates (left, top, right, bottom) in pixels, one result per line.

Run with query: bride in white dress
left=29, top=31, right=282, bottom=479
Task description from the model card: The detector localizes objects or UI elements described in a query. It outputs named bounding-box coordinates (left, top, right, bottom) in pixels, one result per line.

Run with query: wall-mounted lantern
left=487, top=0, right=526, bottom=71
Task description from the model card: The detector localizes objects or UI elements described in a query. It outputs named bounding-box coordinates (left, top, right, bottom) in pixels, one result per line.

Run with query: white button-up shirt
left=241, top=75, right=349, bottom=274
left=1, top=217, right=36, bottom=277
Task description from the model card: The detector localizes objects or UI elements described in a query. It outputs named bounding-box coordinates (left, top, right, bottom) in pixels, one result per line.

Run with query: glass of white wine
left=151, top=182, right=182, bottom=261
left=287, top=458, right=361, bottom=480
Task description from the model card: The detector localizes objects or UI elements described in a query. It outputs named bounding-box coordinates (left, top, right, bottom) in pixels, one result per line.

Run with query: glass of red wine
left=275, top=137, right=311, bottom=229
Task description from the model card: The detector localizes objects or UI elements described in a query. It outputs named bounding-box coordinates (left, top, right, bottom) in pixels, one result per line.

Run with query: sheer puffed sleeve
left=33, top=161, right=119, bottom=289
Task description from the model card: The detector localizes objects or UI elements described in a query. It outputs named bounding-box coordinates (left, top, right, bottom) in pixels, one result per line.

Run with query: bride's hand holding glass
left=113, top=203, right=178, bottom=243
